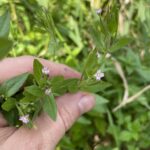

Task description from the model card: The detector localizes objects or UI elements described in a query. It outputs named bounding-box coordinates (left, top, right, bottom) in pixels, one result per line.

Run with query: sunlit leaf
left=43, top=94, right=57, bottom=121
left=0, top=11, right=10, bottom=38
left=0, top=73, right=29, bottom=97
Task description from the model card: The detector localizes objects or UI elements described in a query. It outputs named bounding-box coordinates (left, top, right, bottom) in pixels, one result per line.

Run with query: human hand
left=0, top=56, right=95, bottom=150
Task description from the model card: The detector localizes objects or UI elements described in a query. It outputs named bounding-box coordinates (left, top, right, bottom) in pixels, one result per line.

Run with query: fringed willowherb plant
left=0, top=2, right=131, bottom=128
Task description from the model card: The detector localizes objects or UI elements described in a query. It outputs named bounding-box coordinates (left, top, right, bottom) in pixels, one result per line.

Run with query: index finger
left=0, top=56, right=81, bottom=83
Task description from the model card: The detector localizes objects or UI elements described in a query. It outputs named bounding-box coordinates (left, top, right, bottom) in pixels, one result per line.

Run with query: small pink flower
left=97, top=52, right=101, bottom=58
left=45, top=88, right=51, bottom=95
left=19, top=115, right=29, bottom=124
left=42, top=67, right=50, bottom=75
left=105, top=53, right=111, bottom=58
left=96, top=9, right=102, bottom=14
left=94, top=69, right=104, bottom=81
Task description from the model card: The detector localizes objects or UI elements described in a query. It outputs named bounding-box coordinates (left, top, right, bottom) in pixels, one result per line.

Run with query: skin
left=0, top=56, right=95, bottom=150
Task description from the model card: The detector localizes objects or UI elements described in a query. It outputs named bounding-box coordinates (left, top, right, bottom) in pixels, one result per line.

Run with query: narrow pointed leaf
left=43, top=94, right=57, bottom=121
left=0, top=11, right=10, bottom=37
left=0, top=73, right=29, bottom=97
left=1, top=98, right=16, bottom=111
left=110, top=37, right=131, bottom=52
left=33, top=59, right=43, bottom=85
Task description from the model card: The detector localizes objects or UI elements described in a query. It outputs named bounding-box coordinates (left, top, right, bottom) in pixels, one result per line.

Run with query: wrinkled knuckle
left=58, top=106, right=79, bottom=131
left=58, top=107, right=72, bottom=131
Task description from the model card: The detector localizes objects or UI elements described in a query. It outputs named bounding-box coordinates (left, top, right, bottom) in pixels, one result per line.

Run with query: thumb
left=57, top=92, right=95, bottom=131
left=36, top=92, right=95, bottom=150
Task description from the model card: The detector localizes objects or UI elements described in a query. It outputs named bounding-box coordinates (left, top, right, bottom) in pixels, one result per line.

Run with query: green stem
left=9, top=0, right=24, bottom=37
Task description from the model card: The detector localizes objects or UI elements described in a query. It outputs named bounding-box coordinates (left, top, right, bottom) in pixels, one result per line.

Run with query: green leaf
left=20, top=93, right=36, bottom=103
left=1, top=98, right=16, bottom=111
left=0, top=37, right=13, bottom=59
left=48, top=40, right=59, bottom=54
left=43, top=94, right=57, bottom=121
left=51, top=76, right=67, bottom=94
left=107, top=110, right=120, bottom=147
left=120, top=130, right=133, bottom=142
left=84, top=49, right=99, bottom=77
left=0, top=11, right=10, bottom=38
left=80, top=81, right=111, bottom=93
left=0, top=73, right=30, bottom=97
left=90, top=26, right=105, bottom=51
left=35, top=7, right=58, bottom=54
left=2, top=109, right=19, bottom=126
left=36, top=0, right=49, bottom=8
left=33, top=59, right=43, bottom=85
left=67, top=78, right=79, bottom=93
left=110, top=37, right=131, bottom=52
left=77, top=116, right=91, bottom=125
left=51, top=76, right=64, bottom=83
left=51, top=77, right=79, bottom=94
left=94, top=118, right=107, bottom=136
left=106, top=5, right=119, bottom=36
left=137, top=67, right=150, bottom=82
left=94, top=94, right=109, bottom=104
left=32, top=100, right=43, bottom=121
left=89, top=95, right=108, bottom=115
left=25, top=85, right=44, bottom=97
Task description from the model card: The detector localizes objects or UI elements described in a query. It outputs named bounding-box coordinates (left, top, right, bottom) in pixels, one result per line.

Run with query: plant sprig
left=0, top=58, right=107, bottom=128
left=0, top=3, right=131, bottom=128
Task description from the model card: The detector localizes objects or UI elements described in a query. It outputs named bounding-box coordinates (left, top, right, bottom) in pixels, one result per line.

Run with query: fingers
left=0, top=127, right=16, bottom=145
left=0, top=56, right=80, bottom=83
left=35, top=92, right=95, bottom=149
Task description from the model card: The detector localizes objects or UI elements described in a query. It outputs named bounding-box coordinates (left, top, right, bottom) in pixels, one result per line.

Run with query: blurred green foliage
left=0, top=0, right=150, bottom=149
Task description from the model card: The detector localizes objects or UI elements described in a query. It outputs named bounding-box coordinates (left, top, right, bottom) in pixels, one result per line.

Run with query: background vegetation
left=0, top=0, right=150, bottom=149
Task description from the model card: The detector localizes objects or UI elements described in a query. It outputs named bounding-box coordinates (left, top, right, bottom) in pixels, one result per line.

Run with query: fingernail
left=78, top=94, right=95, bottom=114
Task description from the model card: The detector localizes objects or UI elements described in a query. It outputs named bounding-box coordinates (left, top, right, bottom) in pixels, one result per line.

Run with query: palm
left=0, top=108, right=66, bottom=150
